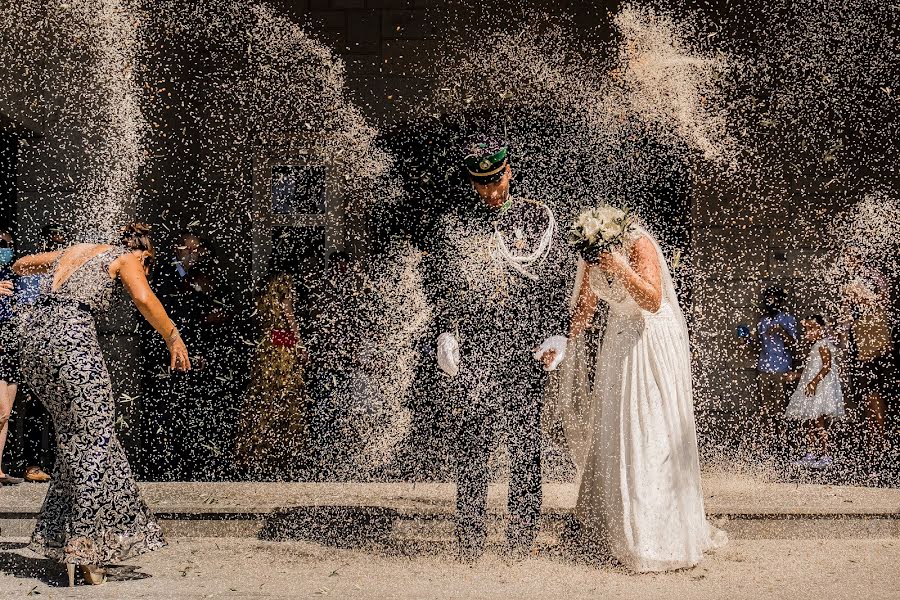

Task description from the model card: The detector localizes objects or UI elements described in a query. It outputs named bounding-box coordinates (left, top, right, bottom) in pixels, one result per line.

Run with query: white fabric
left=436, top=332, right=460, bottom=377
left=489, top=199, right=556, bottom=281
left=785, top=340, right=845, bottom=420
left=533, top=335, right=568, bottom=371
left=567, top=228, right=726, bottom=572
left=568, top=257, right=587, bottom=310
left=544, top=257, right=596, bottom=475
left=545, top=332, right=594, bottom=482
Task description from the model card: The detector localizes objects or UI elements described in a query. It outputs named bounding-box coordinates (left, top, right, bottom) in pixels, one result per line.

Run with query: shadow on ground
left=257, top=506, right=622, bottom=568
left=0, top=542, right=151, bottom=587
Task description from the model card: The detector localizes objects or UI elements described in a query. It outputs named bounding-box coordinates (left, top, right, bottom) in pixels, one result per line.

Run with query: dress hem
left=29, top=529, right=167, bottom=565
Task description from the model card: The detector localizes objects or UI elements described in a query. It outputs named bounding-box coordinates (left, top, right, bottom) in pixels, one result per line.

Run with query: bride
left=551, top=213, right=726, bottom=572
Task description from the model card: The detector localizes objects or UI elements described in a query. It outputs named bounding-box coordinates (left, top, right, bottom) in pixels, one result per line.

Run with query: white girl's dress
left=785, top=340, right=845, bottom=420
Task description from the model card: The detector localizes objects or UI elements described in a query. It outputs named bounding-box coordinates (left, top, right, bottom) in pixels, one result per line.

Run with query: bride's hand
left=540, top=349, right=557, bottom=369
left=596, top=251, right=628, bottom=277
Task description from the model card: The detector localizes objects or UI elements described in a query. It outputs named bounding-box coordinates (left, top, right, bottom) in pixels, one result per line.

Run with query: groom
left=432, top=135, right=571, bottom=560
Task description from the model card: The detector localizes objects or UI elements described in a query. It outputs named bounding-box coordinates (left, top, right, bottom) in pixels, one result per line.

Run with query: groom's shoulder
left=510, top=197, right=555, bottom=221
left=513, top=196, right=549, bottom=209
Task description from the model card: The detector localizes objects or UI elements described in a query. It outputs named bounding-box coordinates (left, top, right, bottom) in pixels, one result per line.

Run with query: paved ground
left=0, top=536, right=898, bottom=599
left=2, top=473, right=898, bottom=598
left=4, top=473, right=900, bottom=517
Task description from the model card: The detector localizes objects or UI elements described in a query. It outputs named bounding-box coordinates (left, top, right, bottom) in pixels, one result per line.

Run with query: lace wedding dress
left=556, top=230, right=726, bottom=572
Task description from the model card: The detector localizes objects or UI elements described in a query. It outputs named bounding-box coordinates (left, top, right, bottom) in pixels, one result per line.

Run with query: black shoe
left=506, top=542, right=533, bottom=562
left=457, top=538, right=485, bottom=564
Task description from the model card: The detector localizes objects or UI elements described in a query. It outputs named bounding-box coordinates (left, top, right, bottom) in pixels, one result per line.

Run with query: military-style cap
left=463, top=135, right=509, bottom=183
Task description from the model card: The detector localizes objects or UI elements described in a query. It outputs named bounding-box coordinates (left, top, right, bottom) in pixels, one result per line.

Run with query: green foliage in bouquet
left=567, top=205, right=637, bottom=263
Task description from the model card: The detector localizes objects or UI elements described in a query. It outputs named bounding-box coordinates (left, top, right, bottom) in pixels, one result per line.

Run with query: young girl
left=234, top=273, right=311, bottom=478
left=786, top=315, right=845, bottom=468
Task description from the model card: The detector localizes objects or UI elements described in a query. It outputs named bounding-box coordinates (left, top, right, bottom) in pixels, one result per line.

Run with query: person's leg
left=865, top=391, right=886, bottom=438
left=774, top=376, right=791, bottom=459
left=145, top=374, right=186, bottom=481
left=506, top=367, right=543, bottom=553
left=804, top=420, right=817, bottom=455
left=0, top=381, right=16, bottom=478
left=859, top=357, right=888, bottom=461
left=455, top=407, right=493, bottom=560
left=17, top=388, right=50, bottom=481
left=454, top=366, right=497, bottom=561
left=817, top=417, right=829, bottom=457
left=756, top=373, right=782, bottom=458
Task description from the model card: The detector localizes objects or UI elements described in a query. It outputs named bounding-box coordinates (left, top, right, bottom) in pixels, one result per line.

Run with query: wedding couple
left=434, top=136, right=726, bottom=571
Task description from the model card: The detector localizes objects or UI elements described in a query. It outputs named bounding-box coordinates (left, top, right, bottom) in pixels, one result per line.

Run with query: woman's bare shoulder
left=629, top=235, right=659, bottom=263
left=59, top=242, right=113, bottom=258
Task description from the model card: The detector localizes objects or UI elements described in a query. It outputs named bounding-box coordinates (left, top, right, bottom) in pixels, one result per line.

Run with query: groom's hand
left=437, top=332, right=460, bottom=377
left=534, top=335, right=568, bottom=371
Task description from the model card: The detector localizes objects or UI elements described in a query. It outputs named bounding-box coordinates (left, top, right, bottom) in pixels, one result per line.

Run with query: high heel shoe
left=66, top=563, right=107, bottom=586
left=81, top=565, right=107, bottom=585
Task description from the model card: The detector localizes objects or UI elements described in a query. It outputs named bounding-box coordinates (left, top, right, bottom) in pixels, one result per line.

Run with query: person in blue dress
left=0, top=227, right=20, bottom=485
left=742, top=286, right=798, bottom=462
left=7, top=224, right=68, bottom=484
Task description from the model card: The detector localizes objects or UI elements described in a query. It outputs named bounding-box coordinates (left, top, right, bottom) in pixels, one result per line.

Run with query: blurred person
left=0, top=228, right=19, bottom=485
left=12, top=223, right=68, bottom=483
left=234, top=273, right=311, bottom=479
left=304, top=250, right=373, bottom=476
left=838, top=246, right=897, bottom=460
left=740, top=286, right=798, bottom=461
left=785, top=315, right=845, bottom=469
left=142, top=231, right=237, bottom=480
left=13, top=224, right=70, bottom=305
left=42, top=223, right=69, bottom=252
left=12, top=223, right=190, bottom=586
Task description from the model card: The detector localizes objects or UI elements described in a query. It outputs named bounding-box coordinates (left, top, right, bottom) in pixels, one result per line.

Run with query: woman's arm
left=115, top=253, right=191, bottom=371
left=12, top=251, right=63, bottom=276
left=597, top=236, right=662, bottom=313
left=568, top=265, right=599, bottom=338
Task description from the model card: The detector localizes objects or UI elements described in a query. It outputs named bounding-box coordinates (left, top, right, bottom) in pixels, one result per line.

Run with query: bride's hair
left=120, top=222, right=155, bottom=270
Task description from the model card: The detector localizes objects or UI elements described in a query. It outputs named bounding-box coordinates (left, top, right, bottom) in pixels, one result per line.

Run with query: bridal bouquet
left=567, top=205, right=637, bottom=262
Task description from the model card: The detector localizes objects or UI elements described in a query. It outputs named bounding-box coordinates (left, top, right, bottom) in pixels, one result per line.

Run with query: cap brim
left=467, top=160, right=508, bottom=184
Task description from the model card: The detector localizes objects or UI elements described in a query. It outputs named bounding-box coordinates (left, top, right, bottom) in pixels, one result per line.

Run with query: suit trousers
left=453, top=352, right=544, bottom=556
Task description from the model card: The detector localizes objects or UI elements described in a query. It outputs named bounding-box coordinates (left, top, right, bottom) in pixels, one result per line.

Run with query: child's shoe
left=813, top=455, right=833, bottom=469
left=791, top=452, right=818, bottom=467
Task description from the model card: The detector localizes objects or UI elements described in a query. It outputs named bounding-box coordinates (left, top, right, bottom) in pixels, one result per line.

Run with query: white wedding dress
left=554, top=231, right=726, bottom=572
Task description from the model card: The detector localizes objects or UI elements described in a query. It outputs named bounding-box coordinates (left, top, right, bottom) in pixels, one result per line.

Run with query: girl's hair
left=257, top=273, right=295, bottom=333
left=120, top=222, right=155, bottom=269
left=808, top=314, right=828, bottom=329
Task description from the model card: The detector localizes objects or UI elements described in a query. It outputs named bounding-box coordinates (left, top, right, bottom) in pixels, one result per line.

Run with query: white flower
left=578, top=215, right=604, bottom=242
left=576, top=205, right=627, bottom=241
left=570, top=204, right=634, bottom=258
left=594, top=205, right=625, bottom=225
